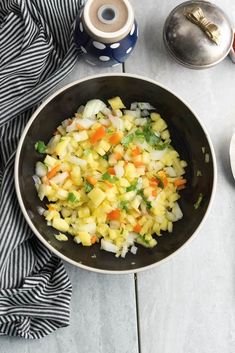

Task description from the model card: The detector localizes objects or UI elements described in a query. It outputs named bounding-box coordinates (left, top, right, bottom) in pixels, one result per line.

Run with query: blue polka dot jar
left=74, top=0, right=138, bottom=67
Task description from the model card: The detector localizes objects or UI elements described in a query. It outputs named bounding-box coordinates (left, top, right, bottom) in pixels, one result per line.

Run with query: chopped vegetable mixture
left=34, top=97, right=187, bottom=257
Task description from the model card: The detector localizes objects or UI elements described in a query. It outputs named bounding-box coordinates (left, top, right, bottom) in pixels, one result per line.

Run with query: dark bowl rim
left=14, top=73, right=217, bottom=274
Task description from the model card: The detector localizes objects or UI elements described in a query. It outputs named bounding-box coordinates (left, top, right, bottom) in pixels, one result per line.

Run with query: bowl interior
left=17, top=75, right=215, bottom=272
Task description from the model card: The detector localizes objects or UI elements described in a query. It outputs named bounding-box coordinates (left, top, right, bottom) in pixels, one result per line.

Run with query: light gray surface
left=126, top=1, right=235, bottom=353
left=2, top=0, right=235, bottom=352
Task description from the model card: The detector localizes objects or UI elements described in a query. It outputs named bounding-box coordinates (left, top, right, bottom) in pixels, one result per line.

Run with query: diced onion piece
left=33, top=175, right=41, bottom=186
left=73, top=131, right=89, bottom=142
left=141, top=110, right=150, bottom=117
left=37, top=184, right=47, bottom=201
left=172, top=202, right=183, bottom=220
left=130, top=245, right=138, bottom=254
left=68, top=155, right=87, bottom=167
left=137, top=102, right=155, bottom=110
left=50, top=172, right=68, bottom=184
left=130, top=102, right=138, bottom=110
left=135, top=118, right=147, bottom=126
left=165, top=166, right=176, bottom=177
left=77, top=105, right=85, bottom=113
left=124, top=109, right=141, bottom=118
left=35, top=161, right=47, bottom=177
left=101, top=239, right=118, bottom=253
left=37, top=206, right=46, bottom=215
left=74, top=236, right=81, bottom=244
left=114, top=165, right=124, bottom=177
left=150, top=149, right=167, bottom=161
left=121, top=244, right=128, bottom=258
left=76, top=118, right=94, bottom=129
left=126, top=232, right=137, bottom=245
left=66, top=120, right=78, bottom=132
left=83, top=99, right=106, bottom=119
left=79, top=223, right=96, bottom=234
left=46, top=135, right=61, bottom=153
left=108, top=114, right=124, bottom=130
left=99, top=118, right=110, bottom=126
left=54, top=233, right=68, bottom=241
left=101, top=106, right=112, bottom=116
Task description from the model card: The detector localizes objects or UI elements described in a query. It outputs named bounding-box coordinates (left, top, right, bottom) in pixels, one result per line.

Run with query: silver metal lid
left=163, top=1, right=233, bottom=69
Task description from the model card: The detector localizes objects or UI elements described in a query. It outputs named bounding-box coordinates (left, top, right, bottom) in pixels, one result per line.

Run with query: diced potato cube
left=109, top=229, right=120, bottom=240
left=152, top=118, right=167, bottom=132
left=71, top=165, right=81, bottom=178
left=161, top=129, right=170, bottom=140
left=125, top=163, right=136, bottom=179
left=44, top=155, right=59, bottom=167
left=88, top=187, right=106, bottom=206
left=78, top=231, right=91, bottom=246
left=150, top=112, right=161, bottom=121
left=108, top=96, right=125, bottom=110
left=99, top=140, right=111, bottom=152
left=119, top=178, right=130, bottom=187
left=57, top=188, right=69, bottom=200
left=55, top=139, right=69, bottom=157
left=124, top=120, right=133, bottom=131
left=52, top=218, right=69, bottom=232
left=96, top=147, right=106, bottom=156
left=78, top=207, right=90, bottom=218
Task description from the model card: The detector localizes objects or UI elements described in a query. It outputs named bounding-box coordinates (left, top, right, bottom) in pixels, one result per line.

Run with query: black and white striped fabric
left=0, top=0, right=83, bottom=339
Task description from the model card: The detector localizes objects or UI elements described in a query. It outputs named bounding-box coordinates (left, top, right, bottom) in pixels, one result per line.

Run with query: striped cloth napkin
left=0, top=0, right=83, bottom=339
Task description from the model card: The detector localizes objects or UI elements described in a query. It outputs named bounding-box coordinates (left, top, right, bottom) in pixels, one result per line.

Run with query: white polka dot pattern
left=93, top=41, right=106, bottom=50
left=112, top=63, right=120, bottom=67
left=110, top=43, right=120, bottom=49
left=99, top=56, right=110, bottom=61
left=126, top=47, right=132, bottom=54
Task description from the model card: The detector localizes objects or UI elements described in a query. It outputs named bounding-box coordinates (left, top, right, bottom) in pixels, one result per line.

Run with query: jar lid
left=163, top=0, right=233, bottom=69
left=82, top=0, right=134, bottom=43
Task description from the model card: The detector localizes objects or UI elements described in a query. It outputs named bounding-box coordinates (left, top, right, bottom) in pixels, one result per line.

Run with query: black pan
left=15, top=74, right=216, bottom=273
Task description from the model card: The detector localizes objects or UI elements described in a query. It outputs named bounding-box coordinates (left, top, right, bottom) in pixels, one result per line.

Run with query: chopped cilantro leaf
left=156, top=176, right=164, bottom=189
left=126, top=179, right=138, bottom=192
left=102, top=172, right=118, bottom=183
left=121, top=133, right=134, bottom=147
left=68, top=192, right=77, bottom=202
left=35, top=141, right=46, bottom=153
left=84, top=181, right=93, bottom=193
left=120, top=201, right=128, bottom=211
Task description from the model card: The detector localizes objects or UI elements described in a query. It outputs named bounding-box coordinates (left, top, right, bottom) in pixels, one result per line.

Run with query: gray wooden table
left=2, top=1, right=235, bottom=352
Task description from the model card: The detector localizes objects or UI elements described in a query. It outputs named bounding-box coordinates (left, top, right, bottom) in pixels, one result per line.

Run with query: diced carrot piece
left=104, top=180, right=114, bottom=188
left=108, top=167, right=115, bottom=175
left=152, top=189, right=158, bottom=197
left=133, top=223, right=141, bottom=233
left=90, top=126, right=106, bottom=143
left=174, top=178, right=187, bottom=187
left=107, top=209, right=121, bottom=220
left=86, top=176, right=97, bottom=185
left=109, top=132, right=122, bottom=144
left=91, top=235, right=98, bottom=244
left=134, top=161, right=144, bottom=167
left=149, top=177, right=159, bottom=187
left=131, top=146, right=141, bottom=156
left=114, top=152, right=122, bottom=160
left=47, top=164, right=60, bottom=179
left=47, top=204, right=55, bottom=211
